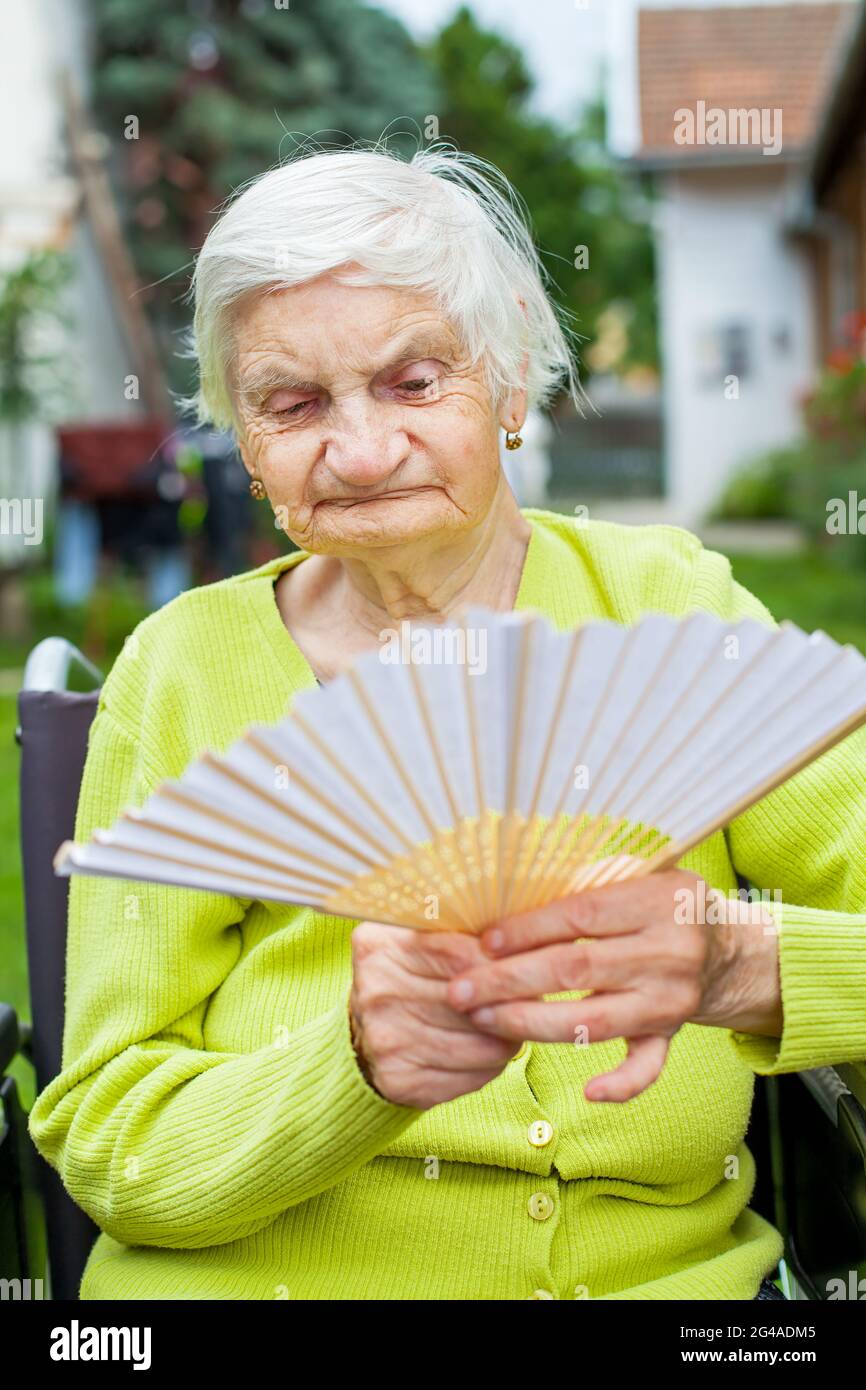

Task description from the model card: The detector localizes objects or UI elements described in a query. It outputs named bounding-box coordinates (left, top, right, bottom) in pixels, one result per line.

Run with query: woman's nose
left=323, top=402, right=410, bottom=488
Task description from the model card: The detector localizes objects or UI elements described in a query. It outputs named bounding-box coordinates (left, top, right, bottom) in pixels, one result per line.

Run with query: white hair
left=189, top=142, right=585, bottom=431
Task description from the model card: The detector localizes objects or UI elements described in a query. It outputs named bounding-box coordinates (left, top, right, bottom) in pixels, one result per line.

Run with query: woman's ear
left=499, top=294, right=529, bottom=431
left=499, top=381, right=528, bottom=435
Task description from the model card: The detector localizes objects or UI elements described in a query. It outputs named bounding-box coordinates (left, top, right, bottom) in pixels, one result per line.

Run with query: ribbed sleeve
left=729, top=901, right=866, bottom=1074
left=28, top=701, right=421, bottom=1250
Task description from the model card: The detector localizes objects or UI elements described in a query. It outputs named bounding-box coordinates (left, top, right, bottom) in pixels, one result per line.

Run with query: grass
left=1, top=544, right=865, bottom=1110
left=723, top=549, right=866, bottom=654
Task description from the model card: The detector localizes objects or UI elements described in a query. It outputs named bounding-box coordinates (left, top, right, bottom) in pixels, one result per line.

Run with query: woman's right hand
left=349, top=920, right=521, bottom=1110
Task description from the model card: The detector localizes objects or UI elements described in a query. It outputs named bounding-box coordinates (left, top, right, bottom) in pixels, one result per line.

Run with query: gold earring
left=505, top=429, right=523, bottom=451
left=249, top=476, right=266, bottom=500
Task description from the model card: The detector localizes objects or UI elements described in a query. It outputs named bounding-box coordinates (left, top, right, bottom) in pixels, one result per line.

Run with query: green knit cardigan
left=28, top=510, right=866, bottom=1300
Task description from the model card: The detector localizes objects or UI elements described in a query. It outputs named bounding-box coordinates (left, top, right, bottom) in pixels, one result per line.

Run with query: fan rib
left=147, top=784, right=357, bottom=886
left=115, top=804, right=345, bottom=892
left=553, top=618, right=788, bottom=890
left=647, top=643, right=857, bottom=836
left=284, top=712, right=417, bottom=854
left=244, top=729, right=405, bottom=861
left=156, top=748, right=441, bottom=918
left=503, top=624, right=584, bottom=919
left=508, top=621, right=637, bottom=913
left=344, top=668, right=475, bottom=931
left=460, top=619, right=496, bottom=923
left=89, top=831, right=338, bottom=901
left=543, top=618, right=695, bottom=896
left=495, top=616, right=535, bottom=921
left=643, top=677, right=866, bottom=874
left=406, top=649, right=488, bottom=928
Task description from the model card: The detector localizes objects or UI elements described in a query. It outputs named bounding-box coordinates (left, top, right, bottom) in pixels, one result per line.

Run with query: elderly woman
left=29, top=147, right=866, bottom=1302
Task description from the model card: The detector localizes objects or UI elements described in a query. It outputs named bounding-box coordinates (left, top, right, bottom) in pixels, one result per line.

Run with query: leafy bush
left=714, top=312, right=866, bottom=568
left=711, top=447, right=800, bottom=521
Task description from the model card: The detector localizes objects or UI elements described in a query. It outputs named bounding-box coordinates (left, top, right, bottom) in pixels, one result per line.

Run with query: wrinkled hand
left=349, top=920, right=522, bottom=1110
left=446, top=869, right=783, bottom=1105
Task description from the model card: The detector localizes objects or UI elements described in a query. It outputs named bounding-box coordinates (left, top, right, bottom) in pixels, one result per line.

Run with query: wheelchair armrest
left=0, top=1003, right=21, bottom=1075
left=769, top=1063, right=866, bottom=1299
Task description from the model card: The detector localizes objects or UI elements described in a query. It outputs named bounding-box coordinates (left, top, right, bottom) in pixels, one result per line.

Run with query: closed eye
left=268, top=397, right=317, bottom=418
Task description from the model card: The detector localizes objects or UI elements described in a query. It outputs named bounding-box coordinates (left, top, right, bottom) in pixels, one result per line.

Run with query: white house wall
left=0, top=0, right=137, bottom=421
left=655, top=166, right=816, bottom=525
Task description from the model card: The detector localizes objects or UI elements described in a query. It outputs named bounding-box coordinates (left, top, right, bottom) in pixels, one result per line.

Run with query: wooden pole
left=60, top=73, right=175, bottom=423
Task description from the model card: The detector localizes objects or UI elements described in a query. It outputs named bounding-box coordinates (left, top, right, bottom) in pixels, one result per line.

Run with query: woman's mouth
left=327, top=487, right=438, bottom=508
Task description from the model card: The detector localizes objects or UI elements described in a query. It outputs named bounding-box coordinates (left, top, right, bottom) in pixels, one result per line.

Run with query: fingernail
left=473, top=1007, right=495, bottom=1026
left=452, top=979, right=475, bottom=1004
left=485, top=929, right=504, bottom=953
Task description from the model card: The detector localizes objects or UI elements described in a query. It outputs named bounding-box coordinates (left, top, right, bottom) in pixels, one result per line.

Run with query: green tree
left=90, top=0, right=439, bottom=393
left=426, top=7, right=658, bottom=379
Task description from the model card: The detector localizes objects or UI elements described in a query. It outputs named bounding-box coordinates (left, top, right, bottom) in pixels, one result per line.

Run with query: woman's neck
left=276, top=489, right=532, bottom=674
left=336, top=493, right=532, bottom=634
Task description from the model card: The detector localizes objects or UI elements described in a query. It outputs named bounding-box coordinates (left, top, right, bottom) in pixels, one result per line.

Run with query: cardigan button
left=527, top=1119, right=554, bottom=1148
left=527, top=1288, right=555, bottom=1300
left=511, top=1042, right=529, bottom=1062
left=528, top=1192, right=555, bottom=1221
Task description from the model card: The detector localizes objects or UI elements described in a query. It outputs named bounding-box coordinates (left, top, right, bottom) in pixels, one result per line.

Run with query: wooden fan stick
left=347, top=670, right=443, bottom=844
left=459, top=619, right=497, bottom=924
left=506, top=625, right=638, bottom=915
left=284, top=710, right=476, bottom=928
left=548, top=620, right=705, bottom=885
left=116, top=804, right=346, bottom=894
left=545, top=630, right=848, bottom=897
left=542, top=622, right=793, bottom=895
left=245, top=730, right=412, bottom=862
left=548, top=820, right=667, bottom=901
left=194, top=748, right=410, bottom=885
left=502, top=625, right=585, bottom=920
left=622, top=625, right=861, bottom=839
left=539, top=617, right=744, bottom=893
left=519, top=619, right=800, bottom=901
left=637, top=645, right=856, bottom=838
left=345, top=669, right=477, bottom=931
left=286, top=712, right=419, bottom=855
left=511, top=612, right=689, bottom=907
left=64, top=835, right=332, bottom=903
left=159, top=777, right=376, bottom=883
left=162, top=742, right=445, bottom=923
left=496, top=618, right=535, bottom=920
left=406, top=632, right=488, bottom=927
left=629, top=693, right=866, bottom=881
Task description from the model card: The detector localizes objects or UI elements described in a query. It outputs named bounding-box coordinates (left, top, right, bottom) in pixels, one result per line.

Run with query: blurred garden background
left=2, top=0, right=866, bottom=1103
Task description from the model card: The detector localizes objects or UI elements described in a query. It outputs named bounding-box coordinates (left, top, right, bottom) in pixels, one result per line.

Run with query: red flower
left=826, top=347, right=856, bottom=373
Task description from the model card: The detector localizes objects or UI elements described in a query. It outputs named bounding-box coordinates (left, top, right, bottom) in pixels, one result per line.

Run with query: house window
left=696, top=322, right=752, bottom=387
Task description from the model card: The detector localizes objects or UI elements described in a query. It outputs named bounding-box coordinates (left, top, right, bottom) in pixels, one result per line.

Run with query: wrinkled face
left=231, top=270, right=522, bottom=556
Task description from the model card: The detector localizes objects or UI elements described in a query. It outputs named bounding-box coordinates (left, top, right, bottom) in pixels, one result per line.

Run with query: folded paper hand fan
left=54, top=606, right=866, bottom=933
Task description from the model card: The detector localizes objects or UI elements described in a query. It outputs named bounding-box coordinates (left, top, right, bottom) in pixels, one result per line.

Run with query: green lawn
left=724, top=549, right=866, bottom=654
left=1, top=546, right=865, bottom=1110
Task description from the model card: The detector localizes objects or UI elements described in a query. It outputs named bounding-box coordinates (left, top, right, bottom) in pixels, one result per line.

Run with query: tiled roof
left=637, top=3, right=857, bottom=160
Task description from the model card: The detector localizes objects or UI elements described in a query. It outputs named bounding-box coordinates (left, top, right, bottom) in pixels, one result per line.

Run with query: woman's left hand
left=446, top=869, right=783, bottom=1104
